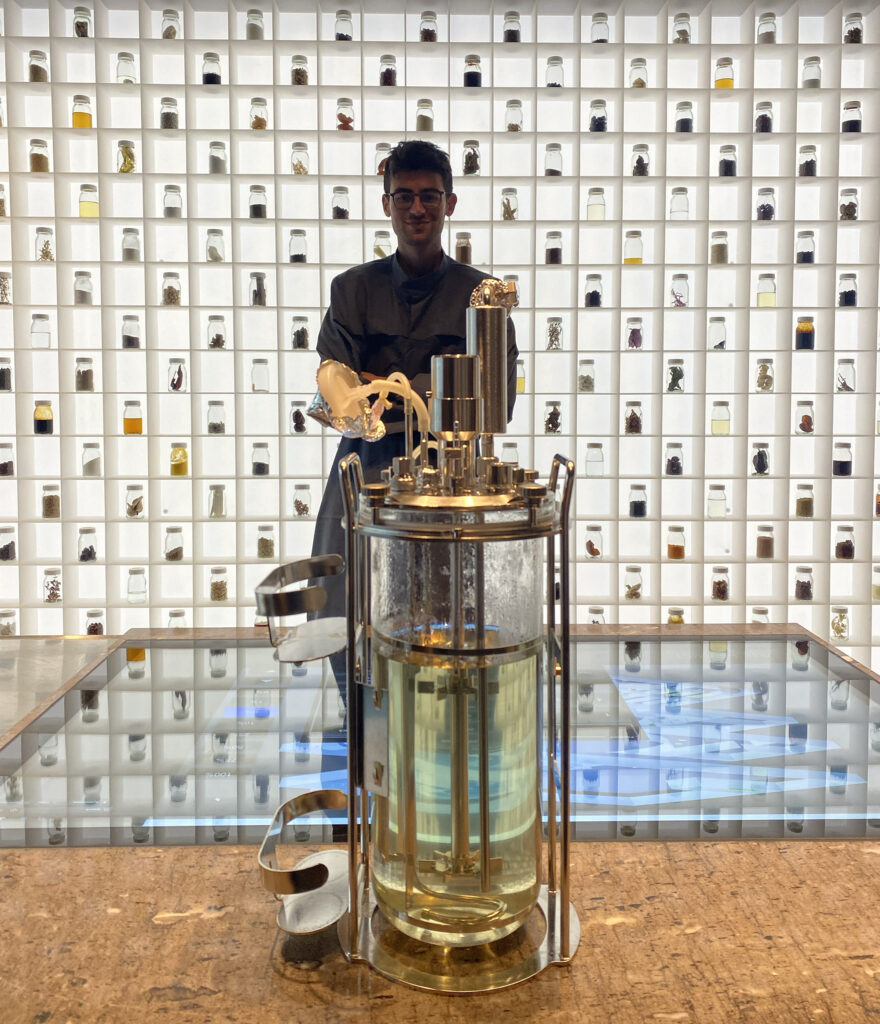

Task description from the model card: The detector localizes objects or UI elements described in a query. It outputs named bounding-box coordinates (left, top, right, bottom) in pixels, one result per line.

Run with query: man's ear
left=445, top=192, right=457, bottom=216
left=381, top=193, right=391, bottom=217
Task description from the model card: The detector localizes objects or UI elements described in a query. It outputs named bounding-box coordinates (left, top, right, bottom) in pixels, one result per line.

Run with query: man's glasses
left=385, top=189, right=445, bottom=210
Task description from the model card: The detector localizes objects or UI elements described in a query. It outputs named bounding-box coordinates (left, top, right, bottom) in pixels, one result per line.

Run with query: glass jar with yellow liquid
left=756, top=273, right=776, bottom=306
left=623, top=230, right=643, bottom=263
left=72, top=95, right=92, bottom=128
left=515, top=359, right=525, bottom=393
left=714, top=57, right=734, bottom=88
left=123, top=400, right=142, bottom=435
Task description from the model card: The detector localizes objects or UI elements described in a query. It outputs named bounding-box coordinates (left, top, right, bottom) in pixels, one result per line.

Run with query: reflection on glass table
left=1, top=632, right=879, bottom=848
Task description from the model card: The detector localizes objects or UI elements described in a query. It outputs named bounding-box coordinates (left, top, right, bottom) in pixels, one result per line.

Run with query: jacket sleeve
left=316, top=274, right=364, bottom=372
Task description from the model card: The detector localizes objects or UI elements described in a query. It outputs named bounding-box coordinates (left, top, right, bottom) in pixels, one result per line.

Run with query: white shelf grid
left=0, top=1, right=878, bottom=663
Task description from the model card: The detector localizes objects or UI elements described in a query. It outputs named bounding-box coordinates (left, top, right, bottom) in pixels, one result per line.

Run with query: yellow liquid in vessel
left=624, top=256, right=642, bottom=264
left=586, top=206, right=605, bottom=221
left=79, top=200, right=99, bottom=217
left=715, top=77, right=734, bottom=88
left=72, top=111, right=92, bottom=128
left=123, top=417, right=143, bottom=435
left=756, top=293, right=776, bottom=307
left=371, top=646, right=540, bottom=948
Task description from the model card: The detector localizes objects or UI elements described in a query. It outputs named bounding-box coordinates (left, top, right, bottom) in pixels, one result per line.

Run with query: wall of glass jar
left=0, top=1, right=879, bottom=666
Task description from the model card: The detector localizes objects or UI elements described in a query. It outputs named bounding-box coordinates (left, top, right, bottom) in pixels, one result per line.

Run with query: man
left=310, top=139, right=519, bottom=631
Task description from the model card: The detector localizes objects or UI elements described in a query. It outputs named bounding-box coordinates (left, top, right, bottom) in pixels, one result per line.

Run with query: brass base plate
left=338, top=885, right=580, bottom=994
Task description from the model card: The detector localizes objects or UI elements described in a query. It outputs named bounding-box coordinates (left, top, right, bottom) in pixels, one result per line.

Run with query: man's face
left=382, top=169, right=456, bottom=249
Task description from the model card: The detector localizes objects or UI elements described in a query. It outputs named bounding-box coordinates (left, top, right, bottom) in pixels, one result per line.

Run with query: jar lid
left=834, top=441, right=852, bottom=448
left=168, top=609, right=185, bottom=616
left=251, top=96, right=267, bottom=104
left=292, top=141, right=308, bottom=149
left=625, top=400, right=641, bottom=406
left=757, top=524, right=773, bottom=532
left=799, top=144, right=816, bottom=151
left=421, top=9, right=436, bottom=17
left=30, top=49, right=47, bottom=58
left=253, top=357, right=268, bottom=364
left=756, top=101, right=773, bottom=109
left=253, top=441, right=269, bottom=447
left=546, top=142, right=562, bottom=151
left=796, top=483, right=813, bottom=489
left=587, top=606, right=604, bottom=614
left=588, top=187, right=604, bottom=195
left=671, top=186, right=687, bottom=194
left=712, top=565, right=728, bottom=573
left=753, top=440, right=769, bottom=446
left=672, top=272, right=688, bottom=279
left=586, top=522, right=601, bottom=529
left=250, top=271, right=266, bottom=277
left=73, top=94, right=90, bottom=104
left=291, top=54, right=308, bottom=63
left=80, top=183, right=97, bottom=191
left=124, top=400, right=140, bottom=406
left=546, top=230, right=562, bottom=239
left=163, top=9, right=178, bottom=16
left=796, top=399, right=813, bottom=405
left=711, top=230, right=727, bottom=238
left=758, top=186, right=774, bottom=193
left=455, top=230, right=471, bottom=238
left=258, top=522, right=275, bottom=528
left=208, top=399, right=225, bottom=405
left=336, top=8, right=352, bottom=16
left=35, top=396, right=52, bottom=402
left=831, top=605, right=848, bottom=613
left=625, top=230, right=641, bottom=237
left=668, top=359, right=683, bottom=365
left=379, top=53, right=396, bottom=63
left=547, top=55, right=563, bottom=64
left=717, top=56, right=733, bottom=65
left=841, top=272, right=857, bottom=279
left=586, top=442, right=602, bottom=448
left=166, top=525, right=182, bottom=532
left=74, top=6, right=90, bottom=13
left=630, top=57, right=646, bottom=65
left=758, top=272, right=775, bottom=279
left=501, top=186, right=517, bottom=194
left=337, top=96, right=353, bottom=105
left=753, top=606, right=769, bottom=613
left=79, top=526, right=96, bottom=533
left=129, top=567, right=145, bottom=575
left=75, top=270, right=92, bottom=277
left=76, top=356, right=93, bottom=363
left=171, top=440, right=187, bottom=446
left=593, top=12, right=608, bottom=19
left=30, top=138, right=47, bottom=145
left=0, top=526, right=12, bottom=533
left=504, top=10, right=520, bottom=18
left=203, top=51, right=220, bottom=60
left=720, top=144, right=736, bottom=152
left=210, top=483, right=226, bottom=490
left=35, top=225, right=53, bottom=232
left=630, top=483, right=646, bottom=489
left=118, top=139, right=134, bottom=147
left=841, top=187, right=858, bottom=194
left=708, top=483, right=726, bottom=490
left=844, top=99, right=862, bottom=108
left=506, top=99, right=522, bottom=107
left=667, top=440, right=682, bottom=446
left=838, top=525, right=854, bottom=532
left=676, top=100, right=692, bottom=108
left=42, top=483, right=59, bottom=490
left=757, top=356, right=774, bottom=363
left=548, top=315, right=562, bottom=322
left=118, top=51, right=134, bottom=60
left=123, top=313, right=140, bottom=320
left=669, top=524, right=684, bottom=531
left=710, top=317, right=727, bottom=324
left=44, top=567, right=61, bottom=574
left=797, top=230, right=814, bottom=238
left=211, top=565, right=226, bottom=572
left=160, top=96, right=177, bottom=105
left=805, top=55, right=821, bottom=63
left=332, top=185, right=348, bottom=193
left=625, top=565, right=641, bottom=572
left=247, top=8, right=262, bottom=15
left=839, top=357, right=854, bottom=364
left=290, top=228, right=306, bottom=236
left=633, top=143, right=648, bottom=151
left=668, top=606, right=684, bottom=614
left=82, top=442, right=100, bottom=449
left=168, top=356, right=185, bottom=363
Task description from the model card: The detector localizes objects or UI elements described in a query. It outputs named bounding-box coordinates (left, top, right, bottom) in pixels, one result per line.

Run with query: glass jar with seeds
left=207, top=400, right=226, bottom=434
left=584, top=273, right=603, bottom=307
left=798, top=144, right=817, bottom=176
left=711, top=566, right=730, bottom=601
left=30, top=139, right=50, bottom=173
left=257, top=524, right=275, bottom=558
left=73, top=6, right=91, bottom=37
left=291, top=316, right=309, bottom=349
left=832, top=442, right=852, bottom=476
left=756, top=186, right=775, bottom=220
left=250, top=97, right=268, bottom=129
left=838, top=273, right=857, bottom=306
left=665, top=441, right=684, bottom=475
left=629, top=57, right=647, bottom=87
left=628, top=483, right=646, bottom=516
left=419, top=10, right=437, bottom=41
left=289, top=230, right=307, bottom=262
left=505, top=99, right=523, bottom=131
left=42, top=484, right=60, bottom=518
left=331, top=186, right=350, bottom=219
left=577, top=359, right=594, bottom=392
left=293, top=484, right=312, bottom=517
left=631, top=143, right=649, bottom=175
left=591, top=12, right=609, bottom=42
left=545, top=232, right=562, bottom=264
left=0, top=273, right=9, bottom=305
left=0, top=357, right=11, bottom=391
left=718, top=144, right=736, bottom=176
left=0, top=527, right=16, bottom=562
left=29, top=49, right=49, bottom=81
left=162, top=272, right=181, bottom=305
left=209, top=566, right=228, bottom=602
left=245, top=9, right=264, bottom=39
left=546, top=55, right=563, bottom=87
left=291, top=142, right=309, bottom=174
left=160, top=97, right=178, bottom=129
left=291, top=55, right=308, bottom=85
left=78, top=526, right=97, bottom=562
left=710, top=231, right=728, bottom=264
left=202, top=52, right=221, bottom=84
left=672, top=12, right=690, bottom=42
left=120, top=314, right=140, bottom=349
left=754, top=101, right=773, bottom=133
left=335, top=9, right=353, bottom=40
left=667, top=526, right=685, bottom=559
left=835, top=525, right=855, bottom=560
left=588, top=101, right=607, bottom=132
left=839, top=187, right=858, bottom=220
left=164, top=525, right=184, bottom=560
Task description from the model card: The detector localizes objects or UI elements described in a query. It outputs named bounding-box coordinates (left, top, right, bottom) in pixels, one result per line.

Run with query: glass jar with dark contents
left=718, top=144, right=737, bottom=176
left=628, top=484, right=647, bottom=517
left=832, top=442, right=852, bottom=476
left=794, top=565, right=813, bottom=601
left=754, top=100, right=773, bottom=132
left=835, top=525, right=855, bottom=560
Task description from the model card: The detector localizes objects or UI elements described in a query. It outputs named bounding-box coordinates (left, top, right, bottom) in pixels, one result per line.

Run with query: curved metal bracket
left=258, top=789, right=348, bottom=897
left=255, top=555, right=344, bottom=653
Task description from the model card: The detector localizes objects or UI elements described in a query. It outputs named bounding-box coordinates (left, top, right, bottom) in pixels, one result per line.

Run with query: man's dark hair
left=383, top=140, right=453, bottom=197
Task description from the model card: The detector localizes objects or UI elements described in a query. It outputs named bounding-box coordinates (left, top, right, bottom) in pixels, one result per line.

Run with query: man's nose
left=409, top=195, right=427, bottom=213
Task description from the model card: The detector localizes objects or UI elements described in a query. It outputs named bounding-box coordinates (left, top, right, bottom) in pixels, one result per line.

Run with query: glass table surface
left=1, top=632, right=879, bottom=848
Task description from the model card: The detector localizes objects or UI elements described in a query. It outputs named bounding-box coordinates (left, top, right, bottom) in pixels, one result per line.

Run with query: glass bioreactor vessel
left=256, top=279, right=578, bottom=992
